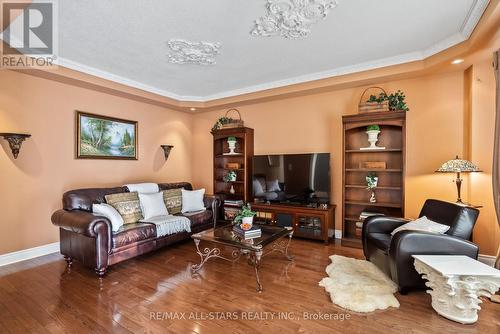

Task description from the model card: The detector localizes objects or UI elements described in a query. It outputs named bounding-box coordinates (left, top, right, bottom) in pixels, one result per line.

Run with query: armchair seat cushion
left=112, top=223, right=156, bottom=248
left=181, top=210, right=213, bottom=227
left=367, top=233, right=392, bottom=254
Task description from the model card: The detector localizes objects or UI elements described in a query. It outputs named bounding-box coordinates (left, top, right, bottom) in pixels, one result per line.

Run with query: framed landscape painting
left=76, top=111, right=138, bottom=160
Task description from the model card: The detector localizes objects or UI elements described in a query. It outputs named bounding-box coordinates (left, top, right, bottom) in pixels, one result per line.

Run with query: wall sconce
left=0, top=133, right=31, bottom=159
left=160, top=145, right=174, bottom=161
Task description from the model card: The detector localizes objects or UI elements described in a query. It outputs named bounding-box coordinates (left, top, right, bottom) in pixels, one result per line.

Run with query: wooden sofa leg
left=95, top=268, right=107, bottom=278
left=64, top=256, right=73, bottom=267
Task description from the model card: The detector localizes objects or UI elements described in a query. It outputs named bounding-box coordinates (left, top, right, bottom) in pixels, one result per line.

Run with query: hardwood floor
left=0, top=239, right=498, bottom=334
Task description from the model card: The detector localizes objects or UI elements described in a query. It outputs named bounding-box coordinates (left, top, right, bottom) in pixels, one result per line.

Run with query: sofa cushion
left=112, top=223, right=156, bottom=249
left=105, top=192, right=143, bottom=225
left=367, top=233, right=392, bottom=254
left=182, top=210, right=213, bottom=227
left=162, top=188, right=182, bottom=215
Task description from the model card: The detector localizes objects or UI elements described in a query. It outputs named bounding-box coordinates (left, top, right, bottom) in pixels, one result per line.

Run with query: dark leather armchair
left=362, top=199, right=480, bottom=293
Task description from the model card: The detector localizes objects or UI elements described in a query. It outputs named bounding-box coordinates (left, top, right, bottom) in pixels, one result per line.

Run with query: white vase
left=228, top=140, right=237, bottom=154
left=366, top=130, right=380, bottom=149
left=229, top=185, right=235, bottom=194
left=370, top=191, right=377, bottom=203
left=242, top=216, right=253, bottom=227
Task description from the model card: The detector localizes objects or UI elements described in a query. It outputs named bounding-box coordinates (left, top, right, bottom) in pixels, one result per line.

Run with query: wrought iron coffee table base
left=191, top=232, right=294, bottom=292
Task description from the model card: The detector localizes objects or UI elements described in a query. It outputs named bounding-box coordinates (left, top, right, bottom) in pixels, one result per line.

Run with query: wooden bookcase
left=341, top=111, right=406, bottom=248
left=212, top=127, right=254, bottom=215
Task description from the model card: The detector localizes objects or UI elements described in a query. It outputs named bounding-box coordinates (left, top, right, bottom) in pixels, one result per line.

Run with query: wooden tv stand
left=251, top=202, right=336, bottom=244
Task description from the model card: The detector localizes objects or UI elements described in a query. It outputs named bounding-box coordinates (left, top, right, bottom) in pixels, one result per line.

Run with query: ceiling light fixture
left=190, top=107, right=197, bottom=111
left=451, top=59, right=464, bottom=65
left=251, top=0, right=339, bottom=39
left=167, top=39, right=221, bottom=65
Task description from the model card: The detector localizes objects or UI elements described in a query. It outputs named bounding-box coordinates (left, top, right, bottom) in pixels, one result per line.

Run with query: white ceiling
left=52, top=0, right=489, bottom=101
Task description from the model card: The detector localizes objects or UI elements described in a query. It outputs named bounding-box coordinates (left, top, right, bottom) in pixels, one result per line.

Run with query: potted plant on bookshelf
left=233, top=204, right=257, bottom=230
left=227, top=136, right=237, bottom=154
left=366, top=125, right=381, bottom=149
left=223, top=170, right=237, bottom=182
left=366, top=172, right=378, bottom=203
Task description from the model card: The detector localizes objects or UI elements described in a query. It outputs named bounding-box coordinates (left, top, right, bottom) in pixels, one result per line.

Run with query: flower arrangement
left=367, top=90, right=409, bottom=112
left=210, top=117, right=232, bottom=134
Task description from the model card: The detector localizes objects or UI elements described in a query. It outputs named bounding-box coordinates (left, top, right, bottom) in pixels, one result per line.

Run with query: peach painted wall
left=470, top=59, right=500, bottom=256
left=0, top=70, right=193, bottom=255
left=193, top=67, right=499, bottom=255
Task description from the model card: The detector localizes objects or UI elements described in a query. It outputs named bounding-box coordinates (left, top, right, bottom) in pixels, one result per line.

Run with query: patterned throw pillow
left=162, top=188, right=182, bottom=215
left=105, top=192, right=143, bottom=224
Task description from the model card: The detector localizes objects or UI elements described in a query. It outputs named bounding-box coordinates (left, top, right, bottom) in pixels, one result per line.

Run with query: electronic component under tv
left=252, top=153, right=330, bottom=205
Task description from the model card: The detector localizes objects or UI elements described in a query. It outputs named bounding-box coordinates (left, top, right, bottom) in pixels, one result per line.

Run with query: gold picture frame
left=76, top=111, right=138, bottom=160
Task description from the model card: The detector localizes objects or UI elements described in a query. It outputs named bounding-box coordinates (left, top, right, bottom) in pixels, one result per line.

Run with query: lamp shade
left=436, top=155, right=481, bottom=173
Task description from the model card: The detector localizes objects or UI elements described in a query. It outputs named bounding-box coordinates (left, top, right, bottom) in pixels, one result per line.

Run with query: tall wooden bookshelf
left=213, top=127, right=254, bottom=217
left=341, top=111, right=406, bottom=248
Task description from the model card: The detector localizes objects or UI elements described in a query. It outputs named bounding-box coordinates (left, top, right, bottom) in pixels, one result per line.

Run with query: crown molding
left=460, top=0, right=490, bottom=38
left=49, top=0, right=489, bottom=105
left=55, top=57, right=199, bottom=101
left=200, top=51, right=424, bottom=101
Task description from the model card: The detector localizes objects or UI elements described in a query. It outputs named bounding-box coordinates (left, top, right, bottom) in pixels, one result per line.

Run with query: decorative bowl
left=240, top=222, right=252, bottom=231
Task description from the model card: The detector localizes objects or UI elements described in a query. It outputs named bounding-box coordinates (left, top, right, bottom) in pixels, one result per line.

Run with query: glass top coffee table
left=191, top=222, right=294, bottom=292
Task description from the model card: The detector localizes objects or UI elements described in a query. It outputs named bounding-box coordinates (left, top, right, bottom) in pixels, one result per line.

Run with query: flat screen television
left=252, top=153, right=330, bottom=205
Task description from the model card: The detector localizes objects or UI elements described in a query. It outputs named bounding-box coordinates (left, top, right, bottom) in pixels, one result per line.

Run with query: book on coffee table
left=233, top=225, right=262, bottom=239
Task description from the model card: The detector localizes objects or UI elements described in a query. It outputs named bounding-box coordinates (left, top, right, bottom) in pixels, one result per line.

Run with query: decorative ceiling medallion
left=167, top=39, right=221, bottom=65
left=251, top=0, right=338, bottom=39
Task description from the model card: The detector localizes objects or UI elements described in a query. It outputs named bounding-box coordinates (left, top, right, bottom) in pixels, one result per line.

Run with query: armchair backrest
left=419, top=199, right=479, bottom=240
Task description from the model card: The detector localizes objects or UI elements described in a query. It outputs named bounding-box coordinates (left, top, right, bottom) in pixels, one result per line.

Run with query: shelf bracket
left=0, top=133, right=31, bottom=159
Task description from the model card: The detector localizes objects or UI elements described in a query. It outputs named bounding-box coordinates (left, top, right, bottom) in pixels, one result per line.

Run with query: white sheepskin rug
left=319, top=255, right=400, bottom=312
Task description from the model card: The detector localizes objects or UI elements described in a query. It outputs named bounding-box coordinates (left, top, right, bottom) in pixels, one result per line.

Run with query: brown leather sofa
left=362, top=199, right=479, bottom=294
left=52, top=182, right=219, bottom=277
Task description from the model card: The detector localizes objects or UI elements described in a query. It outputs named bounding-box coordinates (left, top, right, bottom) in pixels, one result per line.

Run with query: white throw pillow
left=391, top=216, right=450, bottom=236
left=92, top=203, right=124, bottom=232
left=125, top=183, right=159, bottom=194
left=266, top=179, right=281, bottom=192
left=139, top=192, right=169, bottom=220
left=181, top=188, right=206, bottom=213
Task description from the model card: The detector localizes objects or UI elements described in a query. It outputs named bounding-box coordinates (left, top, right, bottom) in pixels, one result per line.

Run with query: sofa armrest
left=388, top=231, right=479, bottom=288
left=363, top=216, right=410, bottom=235
left=203, top=195, right=221, bottom=211
left=203, top=195, right=221, bottom=223
left=51, top=209, right=112, bottom=239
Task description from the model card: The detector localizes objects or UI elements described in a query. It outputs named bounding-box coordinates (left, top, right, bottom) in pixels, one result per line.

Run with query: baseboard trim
left=0, top=242, right=60, bottom=267
left=478, top=254, right=496, bottom=267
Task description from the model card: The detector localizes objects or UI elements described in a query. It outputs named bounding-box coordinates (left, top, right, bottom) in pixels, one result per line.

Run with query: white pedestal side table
left=412, top=255, right=500, bottom=324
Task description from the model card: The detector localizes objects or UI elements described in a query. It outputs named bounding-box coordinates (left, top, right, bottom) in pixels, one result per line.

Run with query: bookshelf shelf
left=345, top=149, right=402, bottom=153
